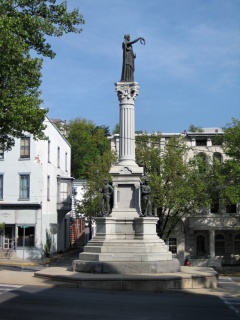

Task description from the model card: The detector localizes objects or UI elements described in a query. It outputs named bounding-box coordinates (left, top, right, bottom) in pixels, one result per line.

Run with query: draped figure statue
left=120, top=34, right=145, bottom=82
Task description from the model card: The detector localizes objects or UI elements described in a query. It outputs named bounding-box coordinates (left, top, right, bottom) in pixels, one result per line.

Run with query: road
left=0, top=283, right=240, bottom=320
left=0, top=251, right=240, bottom=319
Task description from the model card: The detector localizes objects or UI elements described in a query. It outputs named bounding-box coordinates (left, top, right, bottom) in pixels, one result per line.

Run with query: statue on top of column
left=120, top=34, right=145, bottom=82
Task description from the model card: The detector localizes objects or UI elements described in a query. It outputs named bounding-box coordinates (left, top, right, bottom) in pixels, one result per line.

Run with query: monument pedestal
left=73, top=217, right=180, bottom=274
left=110, top=163, right=143, bottom=219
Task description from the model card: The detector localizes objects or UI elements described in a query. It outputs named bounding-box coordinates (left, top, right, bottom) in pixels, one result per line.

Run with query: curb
left=34, top=266, right=219, bottom=292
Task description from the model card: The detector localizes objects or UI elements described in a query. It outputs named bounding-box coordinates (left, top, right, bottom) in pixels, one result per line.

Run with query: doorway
left=3, top=225, right=15, bottom=249
left=196, top=235, right=206, bottom=257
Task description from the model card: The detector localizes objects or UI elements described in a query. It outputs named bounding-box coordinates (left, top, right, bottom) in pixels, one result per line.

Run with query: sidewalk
left=0, top=247, right=81, bottom=268
left=0, top=248, right=81, bottom=287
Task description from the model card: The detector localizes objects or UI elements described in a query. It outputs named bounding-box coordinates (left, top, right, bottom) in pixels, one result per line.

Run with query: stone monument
left=73, top=35, right=180, bottom=274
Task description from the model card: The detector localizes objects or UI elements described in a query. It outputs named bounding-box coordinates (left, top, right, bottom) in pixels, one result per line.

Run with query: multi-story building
left=0, top=116, right=73, bottom=259
left=110, top=129, right=240, bottom=266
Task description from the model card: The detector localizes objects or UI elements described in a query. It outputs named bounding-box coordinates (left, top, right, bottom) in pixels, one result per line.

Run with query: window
left=59, top=181, right=68, bottom=203
left=47, top=175, right=50, bottom=201
left=213, top=152, right=222, bottom=163
left=196, top=138, right=207, bottom=146
left=197, top=152, right=207, bottom=173
left=57, top=178, right=72, bottom=210
left=0, top=145, right=4, bottom=159
left=57, top=147, right=60, bottom=168
left=215, top=234, right=225, bottom=256
left=211, top=201, right=219, bottom=214
left=48, top=140, right=51, bottom=163
left=226, top=204, right=236, bottom=214
left=19, top=174, right=30, bottom=199
left=17, top=226, right=35, bottom=247
left=234, top=234, right=240, bottom=255
left=196, top=235, right=206, bottom=257
left=65, top=152, right=68, bottom=172
left=168, top=238, right=177, bottom=254
left=212, top=136, right=223, bottom=146
left=0, top=175, right=3, bottom=199
left=20, top=137, right=30, bottom=158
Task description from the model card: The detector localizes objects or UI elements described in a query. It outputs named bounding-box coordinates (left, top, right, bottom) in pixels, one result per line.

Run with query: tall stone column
left=115, top=82, right=139, bottom=166
left=207, top=229, right=221, bottom=268
left=110, top=82, right=143, bottom=219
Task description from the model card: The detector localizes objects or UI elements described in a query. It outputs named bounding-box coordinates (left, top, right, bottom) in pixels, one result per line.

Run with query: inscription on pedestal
left=118, top=184, right=135, bottom=208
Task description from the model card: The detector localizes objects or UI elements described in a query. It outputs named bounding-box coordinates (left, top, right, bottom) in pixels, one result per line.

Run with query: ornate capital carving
left=115, top=82, right=139, bottom=102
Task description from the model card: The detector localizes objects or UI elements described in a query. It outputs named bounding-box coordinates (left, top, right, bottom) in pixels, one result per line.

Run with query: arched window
left=213, top=152, right=222, bottom=163
left=215, top=234, right=225, bottom=256
left=234, top=234, right=240, bottom=255
left=196, top=235, right=205, bottom=257
left=197, top=152, right=207, bottom=173
left=198, top=152, right=207, bottom=161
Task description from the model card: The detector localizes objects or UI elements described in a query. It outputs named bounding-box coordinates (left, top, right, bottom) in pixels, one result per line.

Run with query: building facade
left=0, top=116, right=73, bottom=259
left=110, top=129, right=240, bottom=266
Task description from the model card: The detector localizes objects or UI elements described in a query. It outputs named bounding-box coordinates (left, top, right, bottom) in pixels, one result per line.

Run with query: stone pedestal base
left=73, top=217, right=180, bottom=274
left=110, top=163, right=143, bottom=219
left=73, top=259, right=180, bottom=274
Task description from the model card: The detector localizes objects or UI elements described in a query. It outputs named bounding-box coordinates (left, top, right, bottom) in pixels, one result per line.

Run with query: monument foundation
left=73, top=216, right=180, bottom=274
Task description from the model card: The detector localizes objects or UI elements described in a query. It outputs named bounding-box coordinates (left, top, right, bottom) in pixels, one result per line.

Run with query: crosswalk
left=220, top=297, right=240, bottom=318
left=0, top=284, right=22, bottom=295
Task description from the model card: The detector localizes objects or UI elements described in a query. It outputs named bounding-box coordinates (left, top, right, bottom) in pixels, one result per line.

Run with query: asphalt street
left=0, top=250, right=240, bottom=319
left=0, top=284, right=239, bottom=320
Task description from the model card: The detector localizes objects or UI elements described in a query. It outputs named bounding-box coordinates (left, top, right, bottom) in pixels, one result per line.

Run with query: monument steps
left=79, top=251, right=172, bottom=262
left=86, top=238, right=166, bottom=245
left=83, top=245, right=169, bottom=254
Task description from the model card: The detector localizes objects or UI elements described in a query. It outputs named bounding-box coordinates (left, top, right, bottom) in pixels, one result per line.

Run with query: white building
left=110, top=129, right=240, bottom=267
left=0, top=116, right=73, bottom=259
left=71, top=179, right=97, bottom=243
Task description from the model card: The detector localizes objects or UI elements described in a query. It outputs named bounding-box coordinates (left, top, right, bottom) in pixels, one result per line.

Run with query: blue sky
left=41, top=0, right=240, bottom=133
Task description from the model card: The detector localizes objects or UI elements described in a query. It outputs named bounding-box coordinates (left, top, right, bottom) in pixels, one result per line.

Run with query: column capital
left=115, top=82, right=139, bottom=102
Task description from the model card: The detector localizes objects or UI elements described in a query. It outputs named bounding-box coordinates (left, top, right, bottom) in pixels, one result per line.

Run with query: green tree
left=112, top=123, right=120, bottom=134
left=136, top=134, right=211, bottom=240
left=188, top=124, right=204, bottom=132
left=66, top=118, right=114, bottom=179
left=0, top=0, right=84, bottom=151
left=77, top=151, right=117, bottom=218
left=68, top=118, right=117, bottom=217
left=217, top=118, right=240, bottom=206
left=223, top=118, right=240, bottom=161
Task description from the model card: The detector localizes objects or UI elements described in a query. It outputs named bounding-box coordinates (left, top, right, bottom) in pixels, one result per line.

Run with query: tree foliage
left=136, top=134, right=211, bottom=240
left=188, top=124, right=204, bottom=132
left=67, top=118, right=117, bottom=217
left=77, top=151, right=117, bottom=218
left=66, top=118, right=115, bottom=179
left=0, top=0, right=84, bottom=151
left=112, top=123, right=120, bottom=134
left=217, top=118, right=240, bottom=206
left=223, top=118, right=240, bottom=161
